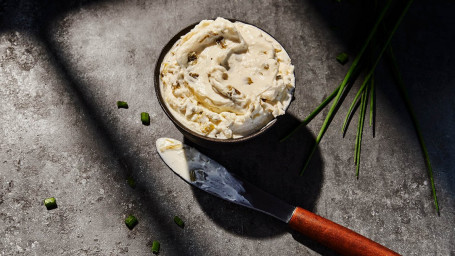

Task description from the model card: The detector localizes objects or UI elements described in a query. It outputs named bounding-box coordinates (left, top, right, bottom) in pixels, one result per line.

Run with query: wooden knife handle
left=288, top=207, right=400, bottom=256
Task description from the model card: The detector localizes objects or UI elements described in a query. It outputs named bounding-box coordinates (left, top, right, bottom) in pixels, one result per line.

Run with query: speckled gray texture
left=1, top=0, right=454, bottom=255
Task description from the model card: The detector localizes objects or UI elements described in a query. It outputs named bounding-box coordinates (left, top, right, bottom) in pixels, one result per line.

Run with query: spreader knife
left=156, top=138, right=399, bottom=256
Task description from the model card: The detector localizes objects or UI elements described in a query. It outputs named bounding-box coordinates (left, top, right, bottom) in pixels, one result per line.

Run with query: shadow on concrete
left=2, top=0, right=454, bottom=255
left=38, top=31, right=206, bottom=256
left=0, top=0, right=329, bottom=253
left=184, top=114, right=324, bottom=238
left=298, top=0, right=455, bottom=211
left=184, top=114, right=344, bottom=255
left=1, top=0, right=211, bottom=255
left=29, top=1, right=326, bottom=254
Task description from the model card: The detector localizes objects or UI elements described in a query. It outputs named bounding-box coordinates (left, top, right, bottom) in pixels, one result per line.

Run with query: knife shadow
left=184, top=114, right=324, bottom=235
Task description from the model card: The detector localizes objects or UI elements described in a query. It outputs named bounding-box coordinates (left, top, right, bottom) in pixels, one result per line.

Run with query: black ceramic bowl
left=154, top=19, right=294, bottom=147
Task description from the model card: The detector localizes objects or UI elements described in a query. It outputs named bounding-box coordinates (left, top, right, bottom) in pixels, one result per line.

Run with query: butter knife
left=156, top=138, right=399, bottom=256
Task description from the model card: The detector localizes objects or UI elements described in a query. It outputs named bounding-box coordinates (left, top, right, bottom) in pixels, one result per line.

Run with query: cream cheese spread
left=156, top=138, right=190, bottom=181
left=160, top=17, right=295, bottom=139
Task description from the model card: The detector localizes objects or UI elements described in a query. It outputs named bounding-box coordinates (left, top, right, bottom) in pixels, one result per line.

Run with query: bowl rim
left=154, top=18, right=294, bottom=143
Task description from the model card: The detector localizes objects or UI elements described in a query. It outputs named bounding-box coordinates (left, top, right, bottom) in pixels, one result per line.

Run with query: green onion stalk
left=299, top=0, right=394, bottom=175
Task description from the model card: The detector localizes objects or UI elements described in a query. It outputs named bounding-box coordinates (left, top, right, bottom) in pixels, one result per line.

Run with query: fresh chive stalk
left=117, top=101, right=128, bottom=109
left=174, top=216, right=185, bottom=228
left=354, top=89, right=367, bottom=165
left=343, top=0, right=414, bottom=136
left=151, top=241, right=160, bottom=254
left=280, top=84, right=341, bottom=142
left=44, top=197, right=57, bottom=210
left=369, top=74, right=375, bottom=128
left=355, top=88, right=368, bottom=177
left=299, top=0, right=392, bottom=175
left=354, top=91, right=363, bottom=165
left=369, top=0, right=378, bottom=133
left=341, top=82, right=367, bottom=135
left=386, top=46, right=439, bottom=214
left=125, top=215, right=138, bottom=230
left=141, top=112, right=150, bottom=125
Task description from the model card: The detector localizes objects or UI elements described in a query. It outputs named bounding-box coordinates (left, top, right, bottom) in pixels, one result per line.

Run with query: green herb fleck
left=117, top=101, right=128, bottom=109
left=44, top=197, right=57, bottom=210
left=127, top=177, right=136, bottom=188
left=174, top=216, right=185, bottom=228
left=189, top=170, right=196, bottom=182
left=151, top=241, right=160, bottom=254
left=336, top=52, right=349, bottom=65
left=188, top=52, right=197, bottom=63
left=125, top=215, right=138, bottom=230
left=141, top=112, right=150, bottom=126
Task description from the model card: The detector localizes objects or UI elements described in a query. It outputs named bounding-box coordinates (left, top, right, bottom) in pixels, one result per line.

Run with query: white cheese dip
left=160, top=17, right=295, bottom=139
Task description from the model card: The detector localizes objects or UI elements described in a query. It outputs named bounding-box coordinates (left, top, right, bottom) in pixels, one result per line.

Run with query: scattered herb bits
left=125, top=215, right=138, bottom=230
left=117, top=101, right=129, bottom=109
left=174, top=216, right=184, bottom=228
left=336, top=52, right=349, bottom=65
left=151, top=241, right=160, bottom=254
left=44, top=197, right=57, bottom=210
left=126, top=177, right=136, bottom=188
left=141, top=112, right=150, bottom=125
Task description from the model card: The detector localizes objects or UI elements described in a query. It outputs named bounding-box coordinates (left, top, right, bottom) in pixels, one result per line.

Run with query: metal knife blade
left=156, top=137, right=296, bottom=223
left=156, top=138, right=400, bottom=256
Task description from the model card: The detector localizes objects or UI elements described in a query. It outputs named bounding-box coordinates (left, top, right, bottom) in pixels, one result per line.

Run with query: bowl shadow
left=183, top=113, right=324, bottom=238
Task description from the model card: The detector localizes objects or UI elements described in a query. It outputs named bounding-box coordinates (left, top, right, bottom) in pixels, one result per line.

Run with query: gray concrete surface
left=1, top=0, right=454, bottom=255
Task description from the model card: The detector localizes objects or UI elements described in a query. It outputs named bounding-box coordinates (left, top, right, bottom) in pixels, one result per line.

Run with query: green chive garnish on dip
left=117, top=101, right=129, bottom=109
left=174, top=216, right=184, bottom=228
left=125, top=215, right=138, bottom=230
left=44, top=197, right=57, bottom=210
left=141, top=112, right=150, bottom=125
left=151, top=241, right=160, bottom=254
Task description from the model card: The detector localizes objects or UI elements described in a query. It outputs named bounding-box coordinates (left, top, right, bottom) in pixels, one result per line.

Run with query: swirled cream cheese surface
left=160, top=17, right=295, bottom=139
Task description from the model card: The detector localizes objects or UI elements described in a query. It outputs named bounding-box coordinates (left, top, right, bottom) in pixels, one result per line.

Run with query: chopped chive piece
left=189, top=170, right=196, bottom=182
left=141, top=112, right=150, bottom=125
left=336, top=52, right=349, bottom=65
left=117, top=101, right=128, bottom=109
left=125, top=215, right=138, bottom=230
left=151, top=241, right=160, bottom=254
left=44, top=197, right=57, bottom=210
left=329, top=25, right=339, bottom=31
left=174, top=216, right=185, bottom=228
left=127, top=177, right=136, bottom=188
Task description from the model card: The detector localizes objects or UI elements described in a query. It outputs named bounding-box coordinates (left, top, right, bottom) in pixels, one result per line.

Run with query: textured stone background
left=0, top=0, right=454, bottom=255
